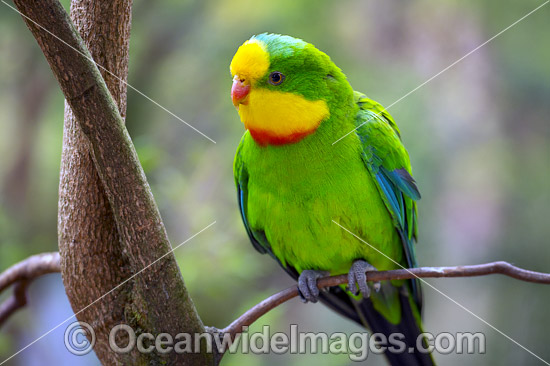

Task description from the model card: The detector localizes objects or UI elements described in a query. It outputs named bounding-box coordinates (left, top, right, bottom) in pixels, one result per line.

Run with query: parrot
left=230, top=33, right=434, bottom=365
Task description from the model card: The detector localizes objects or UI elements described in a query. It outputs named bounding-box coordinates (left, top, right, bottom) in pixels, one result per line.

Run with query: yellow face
left=230, top=39, right=329, bottom=145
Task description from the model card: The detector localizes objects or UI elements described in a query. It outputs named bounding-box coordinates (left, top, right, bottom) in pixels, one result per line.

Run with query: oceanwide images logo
left=64, top=322, right=486, bottom=361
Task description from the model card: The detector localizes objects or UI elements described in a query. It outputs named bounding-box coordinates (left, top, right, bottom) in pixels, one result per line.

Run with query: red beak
left=231, top=76, right=250, bottom=107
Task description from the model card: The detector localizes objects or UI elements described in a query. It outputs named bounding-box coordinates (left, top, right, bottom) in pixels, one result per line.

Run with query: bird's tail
left=355, top=286, right=435, bottom=366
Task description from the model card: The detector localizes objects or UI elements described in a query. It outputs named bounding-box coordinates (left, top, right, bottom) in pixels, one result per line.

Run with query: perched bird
left=231, top=33, right=433, bottom=365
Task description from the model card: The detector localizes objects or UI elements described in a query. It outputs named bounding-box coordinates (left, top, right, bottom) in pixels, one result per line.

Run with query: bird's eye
left=268, top=72, right=285, bottom=85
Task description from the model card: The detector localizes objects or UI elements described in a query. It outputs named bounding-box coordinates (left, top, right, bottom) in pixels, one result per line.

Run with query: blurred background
left=0, top=0, right=549, bottom=365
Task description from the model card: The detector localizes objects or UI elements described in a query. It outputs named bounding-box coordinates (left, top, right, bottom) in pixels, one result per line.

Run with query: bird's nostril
left=240, top=78, right=245, bottom=83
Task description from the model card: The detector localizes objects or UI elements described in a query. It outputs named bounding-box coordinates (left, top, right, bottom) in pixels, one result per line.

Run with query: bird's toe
left=297, top=270, right=329, bottom=303
left=348, top=260, right=377, bottom=298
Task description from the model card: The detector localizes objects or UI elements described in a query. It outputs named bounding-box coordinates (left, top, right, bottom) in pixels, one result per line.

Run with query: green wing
left=234, top=133, right=271, bottom=256
left=353, top=91, right=422, bottom=308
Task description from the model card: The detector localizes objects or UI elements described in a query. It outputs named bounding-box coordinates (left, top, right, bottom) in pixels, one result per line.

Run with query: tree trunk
left=57, top=0, right=135, bottom=363
left=3, top=0, right=216, bottom=364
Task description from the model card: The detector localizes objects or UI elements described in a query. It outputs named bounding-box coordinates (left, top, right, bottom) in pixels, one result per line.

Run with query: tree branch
left=0, top=252, right=60, bottom=327
left=221, top=261, right=550, bottom=342
left=1, top=251, right=548, bottom=363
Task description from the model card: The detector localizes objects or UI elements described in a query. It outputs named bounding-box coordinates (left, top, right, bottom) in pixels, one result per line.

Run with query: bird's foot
left=298, top=270, right=329, bottom=303
left=347, top=260, right=380, bottom=298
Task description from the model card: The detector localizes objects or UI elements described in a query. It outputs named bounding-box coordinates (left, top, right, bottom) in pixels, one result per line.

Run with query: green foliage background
left=0, top=0, right=549, bottom=365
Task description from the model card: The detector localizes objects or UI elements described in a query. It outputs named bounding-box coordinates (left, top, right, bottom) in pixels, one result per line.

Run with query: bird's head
left=230, top=33, right=351, bottom=145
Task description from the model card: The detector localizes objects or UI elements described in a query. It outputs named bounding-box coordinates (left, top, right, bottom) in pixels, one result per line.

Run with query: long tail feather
left=319, top=287, right=435, bottom=365
left=355, top=291, right=435, bottom=365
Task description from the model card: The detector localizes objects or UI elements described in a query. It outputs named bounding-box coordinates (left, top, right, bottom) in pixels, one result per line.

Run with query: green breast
left=241, top=121, right=403, bottom=274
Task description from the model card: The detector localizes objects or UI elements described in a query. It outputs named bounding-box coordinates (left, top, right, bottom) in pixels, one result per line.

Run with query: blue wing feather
left=375, top=172, right=405, bottom=228
left=384, top=167, right=421, bottom=201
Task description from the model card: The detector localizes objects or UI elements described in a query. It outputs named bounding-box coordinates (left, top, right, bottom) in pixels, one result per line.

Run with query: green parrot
left=230, top=33, right=433, bottom=365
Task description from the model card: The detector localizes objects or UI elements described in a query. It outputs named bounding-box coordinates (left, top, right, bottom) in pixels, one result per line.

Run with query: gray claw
left=347, top=260, right=377, bottom=298
left=298, top=270, right=329, bottom=303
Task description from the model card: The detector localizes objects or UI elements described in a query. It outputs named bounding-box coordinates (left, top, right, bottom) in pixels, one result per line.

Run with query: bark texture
left=11, top=0, right=212, bottom=364
left=59, top=1, right=135, bottom=363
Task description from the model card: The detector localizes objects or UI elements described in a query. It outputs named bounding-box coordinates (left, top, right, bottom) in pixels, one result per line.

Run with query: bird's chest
left=244, top=142, right=391, bottom=273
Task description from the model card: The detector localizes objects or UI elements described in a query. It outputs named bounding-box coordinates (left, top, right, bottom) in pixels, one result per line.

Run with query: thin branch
left=0, top=280, right=29, bottom=327
left=0, top=252, right=60, bottom=293
left=0, top=252, right=60, bottom=327
left=2, top=253, right=549, bottom=363
left=221, top=261, right=550, bottom=342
